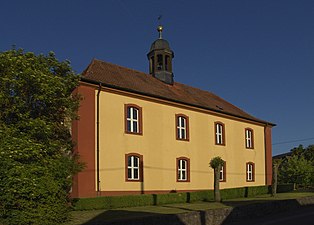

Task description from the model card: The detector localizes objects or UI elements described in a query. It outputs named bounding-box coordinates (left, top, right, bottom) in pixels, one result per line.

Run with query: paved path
left=226, top=205, right=314, bottom=225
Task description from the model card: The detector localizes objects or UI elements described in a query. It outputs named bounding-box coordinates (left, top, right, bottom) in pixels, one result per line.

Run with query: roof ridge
left=81, top=58, right=274, bottom=126
left=91, top=60, right=215, bottom=95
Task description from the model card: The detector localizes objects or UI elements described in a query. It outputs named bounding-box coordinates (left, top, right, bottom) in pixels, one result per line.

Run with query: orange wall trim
left=265, top=125, right=273, bottom=185
left=71, top=85, right=97, bottom=198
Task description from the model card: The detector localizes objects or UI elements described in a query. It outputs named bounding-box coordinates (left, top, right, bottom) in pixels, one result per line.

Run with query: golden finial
left=157, top=25, right=163, bottom=39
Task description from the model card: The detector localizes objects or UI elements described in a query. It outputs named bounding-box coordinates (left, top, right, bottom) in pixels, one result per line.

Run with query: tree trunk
left=214, top=166, right=221, bottom=202
left=271, top=164, right=279, bottom=197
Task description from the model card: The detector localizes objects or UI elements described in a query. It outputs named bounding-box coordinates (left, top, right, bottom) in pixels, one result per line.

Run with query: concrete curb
left=92, top=196, right=314, bottom=225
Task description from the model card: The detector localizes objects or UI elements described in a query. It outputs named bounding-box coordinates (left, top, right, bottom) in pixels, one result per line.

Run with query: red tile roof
left=81, top=59, right=274, bottom=126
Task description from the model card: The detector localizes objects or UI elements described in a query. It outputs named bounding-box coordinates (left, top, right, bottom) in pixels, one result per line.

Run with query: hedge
left=188, top=190, right=214, bottom=202
left=72, top=194, right=154, bottom=210
left=72, top=184, right=292, bottom=210
left=277, top=183, right=295, bottom=193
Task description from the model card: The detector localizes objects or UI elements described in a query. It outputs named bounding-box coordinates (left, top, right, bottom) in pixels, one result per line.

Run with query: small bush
left=189, top=190, right=214, bottom=202
left=155, top=192, right=187, bottom=205
left=220, top=187, right=245, bottom=199
left=73, top=194, right=154, bottom=210
left=220, top=185, right=270, bottom=200
left=247, top=185, right=270, bottom=197
left=110, top=194, right=154, bottom=208
left=277, top=184, right=295, bottom=193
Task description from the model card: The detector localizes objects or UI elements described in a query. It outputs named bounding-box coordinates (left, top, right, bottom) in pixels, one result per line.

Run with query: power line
left=273, top=137, right=314, bottom=146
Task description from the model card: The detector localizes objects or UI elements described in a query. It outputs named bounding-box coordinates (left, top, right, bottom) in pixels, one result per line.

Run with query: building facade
left=71, top=26, right=274, bottom=198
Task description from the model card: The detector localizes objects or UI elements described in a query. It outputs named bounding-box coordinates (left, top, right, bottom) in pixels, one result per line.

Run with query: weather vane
left=158, top=15, right=162, bottom=23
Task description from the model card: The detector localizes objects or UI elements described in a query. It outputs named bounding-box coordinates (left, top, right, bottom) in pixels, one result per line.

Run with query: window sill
left=126, top=179, right=143, bottom=182
left=176, top=138, right=190, bottom=142
left=125, top=131, right=143, bottom=136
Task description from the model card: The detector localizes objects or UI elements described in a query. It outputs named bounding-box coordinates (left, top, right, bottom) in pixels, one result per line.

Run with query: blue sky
left=1, top=0, right=313, bottom=155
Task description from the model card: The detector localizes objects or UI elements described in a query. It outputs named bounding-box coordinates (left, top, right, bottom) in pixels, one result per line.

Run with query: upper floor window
left=125, top=153, right=143, bottom=182
left=215, top=122, right=225, bottom=145
left=177, top=157, right=190, bottom=182
left=125, top=104, right=142, bottom=135
left=219, top=161, right=226, bottom=182
left=246, top=162, right=255, bottom=182
left=245, top=128, right=254, bottom=149
left=176, top=114, right=189, bottom=141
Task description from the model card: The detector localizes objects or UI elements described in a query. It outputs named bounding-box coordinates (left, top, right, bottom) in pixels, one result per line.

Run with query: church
left=71, top=25, right=275, bottom=198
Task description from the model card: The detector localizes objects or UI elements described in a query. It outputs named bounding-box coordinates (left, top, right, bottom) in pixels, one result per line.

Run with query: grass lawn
left=63, top=191, right=314, bottom=225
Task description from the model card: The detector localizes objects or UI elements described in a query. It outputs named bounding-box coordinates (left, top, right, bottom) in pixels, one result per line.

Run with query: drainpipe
left=96, top=83, right=101, bottom=196
left=264, top=124, right=267, bottom=185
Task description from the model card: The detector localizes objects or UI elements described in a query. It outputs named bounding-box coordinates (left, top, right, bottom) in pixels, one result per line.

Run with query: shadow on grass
left=80, top=209, right=191, bottom=225
left=77, top=196, right=313, bottom=225
left=221, top=198, right=305, bottom=224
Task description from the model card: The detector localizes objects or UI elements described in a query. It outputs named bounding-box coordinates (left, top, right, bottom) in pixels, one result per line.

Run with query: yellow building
left=71, top=26, right=275, bottom=198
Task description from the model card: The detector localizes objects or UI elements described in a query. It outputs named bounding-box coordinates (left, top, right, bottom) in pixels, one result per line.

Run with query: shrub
left=220, top=185, right=270, bottom=200
left=220, top=187, right=246, bottom=199
left=188, top=190, right=214, bottom=202
left=73, top=194, right=154, bottom=210
left=277, top=184, right=295, bottom=193
left=154, top=192, right=187, bottom=205
left=73, top=185, right=296, bottom=210
left=246, top=185, right=270, bottom=197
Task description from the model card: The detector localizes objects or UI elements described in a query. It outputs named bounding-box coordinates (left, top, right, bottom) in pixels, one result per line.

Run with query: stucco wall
left=96, top=89, right=266, bottom=194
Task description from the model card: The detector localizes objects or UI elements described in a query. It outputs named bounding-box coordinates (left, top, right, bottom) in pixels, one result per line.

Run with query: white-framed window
left=219, top=161, right=226, bottom=182
left=215, top=122, right=225, bottom=145
left=245, top=128, right=254, bottom=149
left=125, top=104, right=142, bottom=134
left=246, top=162, right=255, bottom=182
left=177, top=116, right=186, bottom=139
left=177, top=157, right=190, bottom=182
left=127, top=155, right=139, bottom=180
left=176, top=114, right=189, bottom=141
left=127, top=107, right=138, bottom=133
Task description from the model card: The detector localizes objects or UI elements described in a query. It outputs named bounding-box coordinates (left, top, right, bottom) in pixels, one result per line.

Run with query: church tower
left=147, top=25, right=174, bottom=85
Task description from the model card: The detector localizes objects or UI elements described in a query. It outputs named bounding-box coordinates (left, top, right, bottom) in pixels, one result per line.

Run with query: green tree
left=276, top=144, right=314, bottom=188
left=209, top=156, right=224, bottom=202
left=291, top=144, right=314, bottom=162
left=278, top=154, right=313, bottom=187
left=0, top=49, right=82, bottom=224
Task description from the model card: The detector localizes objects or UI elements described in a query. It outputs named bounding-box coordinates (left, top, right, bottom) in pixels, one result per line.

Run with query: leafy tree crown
left=0, top=49, right=82, bottom=225
left=210, top=156, right=224, bottom=169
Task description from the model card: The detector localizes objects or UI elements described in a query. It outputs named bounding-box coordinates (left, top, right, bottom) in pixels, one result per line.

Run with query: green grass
left=63, top=191, right=314, bottom=225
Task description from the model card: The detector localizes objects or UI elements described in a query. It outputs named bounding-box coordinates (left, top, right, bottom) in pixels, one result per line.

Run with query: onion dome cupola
left=147, top=25, right=174, bottom=85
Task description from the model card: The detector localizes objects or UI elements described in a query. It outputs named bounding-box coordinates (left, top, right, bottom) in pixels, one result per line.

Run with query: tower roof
left=148, top=25, right=173, bottom=54
left=149, top=38, right=172, bottom=52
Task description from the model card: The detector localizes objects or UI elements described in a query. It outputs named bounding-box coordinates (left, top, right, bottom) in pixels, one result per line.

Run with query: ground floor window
left=246, top=162, right=255, bottom=182
left=125, top=153, right=143, bottom=182
left=177, top=157, right=190, bottom=182
left=219, top=161, right=226, bottom=182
